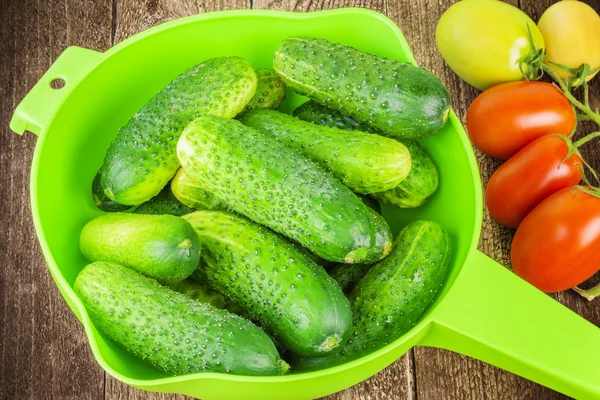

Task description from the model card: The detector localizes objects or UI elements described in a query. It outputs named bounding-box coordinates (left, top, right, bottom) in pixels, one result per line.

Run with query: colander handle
left=421, top=250, right=600, bottom=399
left=10, top=46, right=103, bottom=136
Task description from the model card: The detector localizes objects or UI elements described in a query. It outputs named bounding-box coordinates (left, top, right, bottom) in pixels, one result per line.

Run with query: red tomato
left=511, top=186, right=600, bottom=293
left=485, top=135, right=582, bottom=228
left=466, top=81, right=576, bottom=160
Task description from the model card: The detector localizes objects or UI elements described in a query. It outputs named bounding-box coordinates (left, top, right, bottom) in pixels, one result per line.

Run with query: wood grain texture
left=2, top=0, right=600, bottom=399
left=0, top=0, right=112, bottom=399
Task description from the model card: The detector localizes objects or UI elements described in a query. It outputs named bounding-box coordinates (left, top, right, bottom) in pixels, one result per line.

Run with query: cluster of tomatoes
left=437, top=0, right=600, bottom=297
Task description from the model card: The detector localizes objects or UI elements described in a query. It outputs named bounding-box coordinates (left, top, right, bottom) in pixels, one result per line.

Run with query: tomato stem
left=573, top=285, right=600, bottom=301
left=574, top=132, right=600, bottom=148
left=541, top=64, right=600, bottom=126
left=577, top=114, right=594, bottom=121
left=518, top=23, right=545, bottom=82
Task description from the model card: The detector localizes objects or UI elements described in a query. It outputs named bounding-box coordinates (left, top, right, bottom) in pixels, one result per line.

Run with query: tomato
left=511, top=186, right=600, bottom=293
left=467, top=81, right=575, bottom=159
left=486, top=135, right=582, bottom=228
left=436, top=0, right=545, bottom=90
left=538, top=0, right=600, bottom=82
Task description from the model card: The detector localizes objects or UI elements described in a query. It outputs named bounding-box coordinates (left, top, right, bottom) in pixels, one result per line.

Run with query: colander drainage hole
left=50, top=78, right=66, bottom=89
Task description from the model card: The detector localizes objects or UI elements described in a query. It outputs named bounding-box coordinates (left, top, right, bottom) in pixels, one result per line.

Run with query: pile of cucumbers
left=77, top=37, right=452, bottom=377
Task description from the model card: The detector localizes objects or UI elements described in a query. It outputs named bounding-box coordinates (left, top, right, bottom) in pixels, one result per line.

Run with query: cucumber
left=368, top=208, right=393, bottom=261
left=182, top=272, right=289, bottom=355
left=168, top=278, right=243, bottom=314
left=102, top=57, right=257, bottom=205
left=273, top=37, right=450, bottom=139
left=327, top=209, right=391, bottom=291
left=177, top=114, right=390, bottom=264
left=75, top=262, right=288, bottom=376
left=293, top=102, right=439, bottom=208
left=327, top=263, right=371, bottom=294
left=80, top=213, right=200, bottom=284
left=183, top=210, right=352, bottom=357
left=239, top=110, right=411, bottom=194
left=372, top=140, right=439, bottom=208
left=293, top=100, right=375, bottom=133
left=242, top=69, right=286, bottom=112
left=92, top=171, right=129, bottom=212
left=171, top=168, right=227, bottom=210
left=294, top=220, right=451, bottom=370
left=133, top=184, right=195, bottom=216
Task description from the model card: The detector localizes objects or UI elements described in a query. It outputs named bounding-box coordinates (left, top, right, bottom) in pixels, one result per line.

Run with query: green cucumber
left=80, top=213, right=200, bottom=284
left=177, top=114, right=390, bottom=264
left=92, top=171, right=130, bottom=212
left=293, top=100, right=375, bottom=133
left=102, top=57, right=257, bottom=205
left=327, top=263, right=372, bottom=294
left=326, top=209, right=390, bottom=294
left=294, top=220, right=451, bottom=370
left=75, top=262, right=288, bottom=376
left=372, top=140, right=439, bottom=208
left=293, top=102, right=439, bottom=208
left=183, top=271, right=289, bottom=355
left=171, top=168, right=227, bottom=210
left=368, top=208, right=393, bottom=261
left=242, top=69, right=286, bottom=112
left=239, top=110, right=411, bottom=194
left=273, top=37, right=450, bottom=139
left=133, top=184, right=195, bottom=216
left=183, top=210, right=352, bottom=357
left=168, top=278, right=243, bottom=314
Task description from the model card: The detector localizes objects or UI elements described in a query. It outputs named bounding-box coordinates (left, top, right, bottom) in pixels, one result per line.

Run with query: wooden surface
left=1, top=0, right=599, bottom=399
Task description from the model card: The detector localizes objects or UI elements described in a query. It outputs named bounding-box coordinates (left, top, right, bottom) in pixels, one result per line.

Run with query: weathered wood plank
left=0, top=0, right=112, bottom=399
left=114, top=0, right=250, bottom=43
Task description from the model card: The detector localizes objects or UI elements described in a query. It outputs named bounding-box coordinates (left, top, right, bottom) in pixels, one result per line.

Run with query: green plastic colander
left=9, top=8, right=600, bottom=400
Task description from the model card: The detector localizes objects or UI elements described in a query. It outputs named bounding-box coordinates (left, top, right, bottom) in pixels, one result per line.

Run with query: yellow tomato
left=436, top=0, right=545, bottom=90
left=538, top=0, right=600, bottom=81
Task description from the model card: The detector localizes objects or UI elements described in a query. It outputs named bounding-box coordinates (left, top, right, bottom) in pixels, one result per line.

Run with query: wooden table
left=2, top=0, right=599, bottom=398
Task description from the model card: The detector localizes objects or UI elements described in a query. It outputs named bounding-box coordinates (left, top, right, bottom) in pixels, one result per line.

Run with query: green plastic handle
left=10, top=46, right=103, bottom=136
left=422, top=250, right=600, bottom=399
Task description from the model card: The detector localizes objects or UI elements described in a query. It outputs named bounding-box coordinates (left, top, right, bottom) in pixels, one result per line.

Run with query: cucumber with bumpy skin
left=294, top=220, right=451, bottom=371
left=102, top=57, right=257, bottom=206
left=75, top=262, right=288, bottom=376
left=240, top=110, right=411, bottom=194
left=327, top=263, right=372, bottom=294
left=133, top=184, right=195, bottom=216
left=327, top=209, right=391, bottom=293
left=171, top=168, right=227, bottom=210
left=80, top=213, right=200, bottom=284
left=183, top=210, right=352, bottom=357
left=274, top=37, right=450, bottom=139
left=92, top=171, right=130, bottom=212
left=168, top=278, right=243, bottom=314
left=293, top=102, right=439, bottom=208
left=293, top=100, right=375, bottom=133
left=177, top=114, right=389, bottom=264
left=372, top=140, right=439, bottom=208
left=178, top=275, right=288, bottom=355
left=242, top=69, right=286, bottom=112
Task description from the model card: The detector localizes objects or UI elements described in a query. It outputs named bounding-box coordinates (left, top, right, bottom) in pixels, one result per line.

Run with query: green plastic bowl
left=10, top=8, right=600, bottom=400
